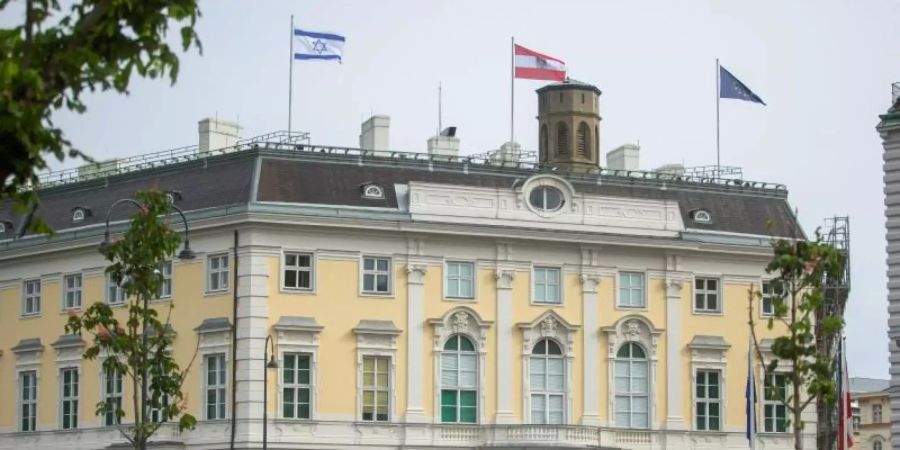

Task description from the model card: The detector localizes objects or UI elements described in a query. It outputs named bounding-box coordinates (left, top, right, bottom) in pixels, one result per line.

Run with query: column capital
left=665, top=278, right=684, bottom=298
left=580, top=273, right=601, bottom=293
left=494, top=269, right=516, bottom=290
left=406, top=264, right=428, bottom=285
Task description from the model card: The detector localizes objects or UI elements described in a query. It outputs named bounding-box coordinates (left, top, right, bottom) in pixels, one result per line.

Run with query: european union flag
left=720, top=66, right=766, bottom=105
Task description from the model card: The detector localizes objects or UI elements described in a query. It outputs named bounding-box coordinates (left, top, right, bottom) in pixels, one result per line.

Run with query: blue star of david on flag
left=720, top=66, right=766, bottom=105
left=294, top=28, right=345, bottom=62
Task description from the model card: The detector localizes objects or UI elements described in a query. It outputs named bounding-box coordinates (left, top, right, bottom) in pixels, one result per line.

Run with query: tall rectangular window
left=440, top=335, right=478, bottom=424
left=618, top=272, right=645, bottom=308
left=23, top=279, right=41, bottom=316
left=205, top=354, right=226, bottom=420
left=362, top=257, right=391, bottom=295
left=446, top=262, right=474, bottom=299
left=103, top=367, right=123, bottom=426
left=158, top=260, right=173, bottom=298
left=361, top=356, right=390, bottom=422
left=207, top=254, right=229, bottom=292
left=283, top=252, right=313, bottom=290
left=282, top=353, right=312, bottom=419
left=20, top=370, right=37, bottom=432
left=61, top=367, right=79, bottom=430
left=64, top=274, right=82, bottom=310
left=694, top=278, right=720, bottom=312
left=533, top=267, right=561, bottom=304
left=874, top=403, right=883, bottom=423
left=763, top=373, right=788, bottom=433
left=761, top=281, right=782, bottom=316
left=107, top=275, right=126, bottom=305
left=695, top=370, right=721, bottom=431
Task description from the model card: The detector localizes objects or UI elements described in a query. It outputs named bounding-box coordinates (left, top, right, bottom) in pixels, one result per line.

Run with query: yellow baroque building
left=0, top=81, right=813, bottom=449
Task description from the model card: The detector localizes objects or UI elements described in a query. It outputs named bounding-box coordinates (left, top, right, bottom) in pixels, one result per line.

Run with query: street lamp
left=263, top=335, right=279, bottom=450
left=99, top=197, right=196, bottom=437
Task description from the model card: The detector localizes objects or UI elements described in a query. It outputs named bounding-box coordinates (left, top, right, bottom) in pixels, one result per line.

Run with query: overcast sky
left=4, top=0, right=900, bottom=378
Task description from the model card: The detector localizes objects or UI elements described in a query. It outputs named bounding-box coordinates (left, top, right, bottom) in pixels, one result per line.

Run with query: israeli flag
left=294, top=29, right=345, bottom=62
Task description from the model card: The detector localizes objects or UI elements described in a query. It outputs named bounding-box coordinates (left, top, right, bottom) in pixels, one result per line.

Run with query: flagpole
left=715, top=58, right=721, bottom=179
left=510, top=36, right=515, bottom=146
left=288, top=14, right=294, bottom=134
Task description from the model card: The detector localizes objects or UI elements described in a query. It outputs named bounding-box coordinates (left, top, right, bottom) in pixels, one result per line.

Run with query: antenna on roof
left=438, top=81, right=443, bottom=137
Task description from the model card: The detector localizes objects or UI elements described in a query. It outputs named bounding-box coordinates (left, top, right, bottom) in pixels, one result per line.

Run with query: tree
left=0, top=0, right=201, bottom=233
left=66, top=190, right=197, bottom=450
left=748, top=232, right=845, bottom=450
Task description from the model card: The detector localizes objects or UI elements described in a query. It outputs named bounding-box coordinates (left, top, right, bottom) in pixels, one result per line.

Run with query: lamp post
left=263, top=335, right=279, bottom=450
left=99, top=197, right=195, bottom=443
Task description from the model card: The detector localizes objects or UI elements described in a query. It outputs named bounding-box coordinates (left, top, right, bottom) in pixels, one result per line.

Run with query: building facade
left=851, top=378, right=890, bottom=450
left=0, top=81, right=811, bottom=449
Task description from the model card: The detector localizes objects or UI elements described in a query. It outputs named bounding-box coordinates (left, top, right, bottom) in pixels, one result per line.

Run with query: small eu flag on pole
left=719, top=66, right=766, bottom=105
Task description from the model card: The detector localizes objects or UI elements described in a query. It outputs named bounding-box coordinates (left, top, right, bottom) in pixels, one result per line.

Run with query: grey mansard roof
left=0, top=143, right=802, bottom=244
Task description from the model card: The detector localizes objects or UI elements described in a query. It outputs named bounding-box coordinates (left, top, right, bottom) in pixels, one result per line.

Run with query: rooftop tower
left=536, top=81, right=602, bottom=170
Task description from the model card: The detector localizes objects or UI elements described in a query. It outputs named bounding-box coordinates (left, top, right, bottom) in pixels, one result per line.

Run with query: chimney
left=198, top=117, right=242, bottom=153
left=427, top=127, right=460, bottom=157
left=606, top=143, right=640, bottom=170
left=359, top=115, right=390, bottom=152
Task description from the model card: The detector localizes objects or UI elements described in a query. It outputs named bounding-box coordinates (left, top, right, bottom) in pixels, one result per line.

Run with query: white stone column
left=580, top=273, right=601, bottom=426
left=234, top=244, right=272, bottom=447
left=405, top=264, right=428, bottom=423
left=664, top=278, right=685, bottom=430
left=495, top=269, right=516, bottom=423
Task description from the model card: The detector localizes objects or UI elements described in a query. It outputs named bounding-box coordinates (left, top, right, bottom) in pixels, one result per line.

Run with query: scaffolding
left=816, top=216, right=851, bottom=450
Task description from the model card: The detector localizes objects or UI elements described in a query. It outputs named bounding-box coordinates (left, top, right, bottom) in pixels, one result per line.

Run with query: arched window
left=530, top=338, right=564, bottom=424
left=441, top=334, right=477, bottom=423
left=577, top=122, right=591, bottom=158
left=874, top=441, right=883, bottom=450
left=614, top=342, right=649, bottom=428
left=539, top=125, right=549, bottom=162
left=556, top=122, right=569, bottom=156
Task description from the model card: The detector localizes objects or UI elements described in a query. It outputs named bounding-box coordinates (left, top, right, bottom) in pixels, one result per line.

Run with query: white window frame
left=613, top=342, right=650, bottom=429
left=59, top=366, right=80, bottom=430
left=693, top=277, right=722, bottom=314
left=157, top=260, right=173, bottom=299
left=362, top=184, right=384, bottom=199
left=430, top=308, right=490, bottom=425
left=528, top=338, right=566, bottom=424
left=761, top=280, right=781, bottom=317
left=22, top=279, right=41, bottom=316
left=439, top=334, right=479, bottom=424
left=106, top=275, right=126, bottom=305
left=873, top=403, right=883, bottom=423
left=532, top=266, right=562, bottom=305
left=206, top=253, right=230, bottom=294
left=282, top=251, right=315, bottom=292
left=616, top=271, right=646, bottom=309
left=18, top=369, right=38, bottom=432
left=360, top=255, right=392, bottom=296
left=694, top=369, right=722, bottom=431
left=281, top=352, right=313, bottom=420
left=762, top=371, right=789, bottom=433
left=102, top=366, right=123, bottom=426
left=72, top=209, right=85, bottom=223
left=360, top=355, right=392, bottom=422
left=63, top=273, right=83, bottom=311
left=203, top=353, right=227, bottom=420
left=444, top=260, right=475, bottom=300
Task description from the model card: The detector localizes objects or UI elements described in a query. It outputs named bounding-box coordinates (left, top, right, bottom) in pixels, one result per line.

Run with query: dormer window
left=691, top=209, right=712, bottom=224
left=71, top=207, right=91, bottom=223
left=166, top=190, right=183, bottom=205
left=0, top=221, right=12, bottom=234
left=362, top=184, right=384, bottom=199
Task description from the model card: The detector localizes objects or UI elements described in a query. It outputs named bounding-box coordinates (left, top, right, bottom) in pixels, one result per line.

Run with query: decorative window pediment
left=12, top=338, right=44, bottom=369
left=517, top=310, right=579, bottom=357
left=429, top=307, right=492, bottom=424
left=428, top=306, right=492, bottom=352
left=688, top=335, right=730, bottom=365
left=51, top=334, right=85, bottom=364
left=274, top=316, right=323, bottom=347
left=353, top=319, right=401, bottom=351
left=601, top=315, right=663, bottom=359
left=194, top=317, right=232, bottom=353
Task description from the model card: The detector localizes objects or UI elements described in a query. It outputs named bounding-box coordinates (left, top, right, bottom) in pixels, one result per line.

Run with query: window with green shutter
left=440, top=334, right=478, bottom=423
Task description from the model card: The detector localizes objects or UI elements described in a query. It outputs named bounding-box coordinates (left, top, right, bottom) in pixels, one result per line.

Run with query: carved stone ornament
left=540, top=316, right=557, bottom=337
left=665, top=278, right=684, bottom=297
left=624, top=320, right=642, bottom=340
left=452, top=311, right=470, bottom=333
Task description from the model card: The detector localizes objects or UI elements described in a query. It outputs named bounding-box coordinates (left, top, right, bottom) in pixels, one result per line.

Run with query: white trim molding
left=274, top=316, right=323, bottom=421
left=602, top=315, right=664, bottom=430
left=518, top=310, right=580, bottom=425
left=353, top=320, right=401, bottom=423
left=688, top=335, right=731, bottom=432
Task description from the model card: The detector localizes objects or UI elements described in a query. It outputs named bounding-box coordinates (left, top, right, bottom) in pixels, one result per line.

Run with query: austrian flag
left=514, top=44, right=566, bottom=81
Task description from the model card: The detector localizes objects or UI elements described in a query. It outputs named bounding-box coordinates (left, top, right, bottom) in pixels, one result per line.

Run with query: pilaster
left=664, top=274, right=686, bottom=430
left=494, top=268, right=516, bottom=423
left=405, top=263, right=428, bottom=423
left=580, top=272, right=601, bottom=426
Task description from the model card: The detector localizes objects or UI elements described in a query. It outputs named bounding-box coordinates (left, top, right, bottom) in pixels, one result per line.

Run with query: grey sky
left=5, top=0, right=899, bottom=378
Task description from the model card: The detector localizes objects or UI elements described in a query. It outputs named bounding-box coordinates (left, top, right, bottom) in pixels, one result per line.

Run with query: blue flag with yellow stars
left=720, top=66, right=766, bottom=105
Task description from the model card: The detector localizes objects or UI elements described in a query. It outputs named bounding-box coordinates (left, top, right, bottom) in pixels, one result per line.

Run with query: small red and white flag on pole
left=838, top=339, right=854, bottom=450
left=514, top=44, right=566, bottom=81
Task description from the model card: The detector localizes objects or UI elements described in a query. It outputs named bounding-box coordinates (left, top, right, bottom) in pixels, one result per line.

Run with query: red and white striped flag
left=838, top=340, right=854, bottom=450
left=514, top=44, right=566, bottom=81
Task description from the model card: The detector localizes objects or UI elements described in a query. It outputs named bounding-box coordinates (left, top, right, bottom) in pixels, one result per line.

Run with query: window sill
left=20, top=313, right=42, bottom=320
left=531, top=300, right=563, bottom=306
left=360, top=292, right=394, bottom=299
left=204, top=290, right=231, bottom=298
left=444, top=296, right=476, bottom=303
left=692, top=310, right=724, bottom=316
left=614, top=305, right=648, bottom=312
left=280, top=287, right=316, bottom=296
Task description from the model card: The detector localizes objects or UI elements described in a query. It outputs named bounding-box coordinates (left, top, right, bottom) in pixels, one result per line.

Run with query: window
left=283, top=253, right=313, bottom=290
left=533, top=267, right=561, bottom=304
left=20, top=370, right=37, bottom=432
left=577, top=122, right=591, bottom=158
left=61, top=367, right=79, bottom=429
left=107, top=275, right=126, bottom=305
left=446, top=261, right=474, bottom=299
left=556, top=122, right=569, bottom=156
left=205, top=354, right=227, bottom=420
left=23, top=279, right=41, bottom=316
left=694, top=278, right=720, bottom=313
left=441, top=334, right=477, bottom=423
left=207, top=254, right=229, bottom=292
left=761, top=281, right=783, bottom=316
left=618, top=272, right=645, bottom=308
left=72, top=208, right=85, bottom=223
left=158, top=261, right=173, bottom=298
left=282, top=353, right=312, bottom=419
left=695, top=370, right=721, bottom=431
left=64, top=274, right=82, bottom=310
left=362, top=184, right=384, bottom=199
left=692, top=209, right=712, bottom=224
left=361, top=356, right=390, bottom=422
left=149, top=368, right=170, bottom=423
left=103, top=367, right=123, bottom=426
left=529, top=186, right=565, bottom=212
left=614, top=342, right=649, bottom=428
left=875, top=441, right=883, bottom=450
left=763, top=373, right=788, bottom=433
left=530, top=339, right=564, bottom=424
left=873, top=403, right=883, bottom=423
left=362, top=257, right=391, bottom=295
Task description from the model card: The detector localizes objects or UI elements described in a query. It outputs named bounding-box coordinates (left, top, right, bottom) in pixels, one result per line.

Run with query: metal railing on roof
left=33, top=132, right=786, bottom=193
